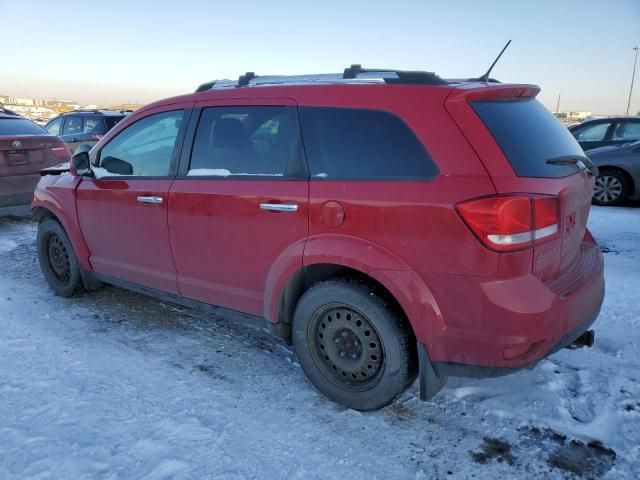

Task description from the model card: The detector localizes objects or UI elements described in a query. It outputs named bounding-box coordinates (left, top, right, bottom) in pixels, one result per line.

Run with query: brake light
left=456, top=195, right=559, bottom=252
left=50, top=145, right=72, bottom=159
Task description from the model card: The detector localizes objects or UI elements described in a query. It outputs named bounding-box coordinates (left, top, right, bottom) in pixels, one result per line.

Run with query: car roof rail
left=342, top=64, right=448, bottom=85
left=195, top=64, right=449, bottom=92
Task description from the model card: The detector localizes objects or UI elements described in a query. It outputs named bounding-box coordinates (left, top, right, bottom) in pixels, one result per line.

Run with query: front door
left=76, top=106, right=191, bottom=293
left=168, top=99, right=309, bottom=316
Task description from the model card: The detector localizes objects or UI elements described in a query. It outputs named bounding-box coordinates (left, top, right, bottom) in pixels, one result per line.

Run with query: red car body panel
left=31, top=80, right=604, bottom=375
left=76, top=178, right=178, bottom=293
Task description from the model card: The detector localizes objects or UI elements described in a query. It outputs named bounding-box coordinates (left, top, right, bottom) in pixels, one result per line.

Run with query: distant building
left=554, top=111, right=592, bottom=121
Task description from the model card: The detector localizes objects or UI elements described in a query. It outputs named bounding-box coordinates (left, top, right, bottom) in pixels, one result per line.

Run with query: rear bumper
left=419, top=238, right=605, bottom=371
left=431, top=291, right=602, bottom=379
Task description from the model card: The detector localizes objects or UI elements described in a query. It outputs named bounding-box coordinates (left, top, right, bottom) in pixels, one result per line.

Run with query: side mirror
left=71, top=151, right=92, bottom=177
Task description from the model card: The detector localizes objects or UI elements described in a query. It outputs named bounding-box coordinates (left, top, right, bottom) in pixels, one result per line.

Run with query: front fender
left=31, top=175, right=91, bottom=271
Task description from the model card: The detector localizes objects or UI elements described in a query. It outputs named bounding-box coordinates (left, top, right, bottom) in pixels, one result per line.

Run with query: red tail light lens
left=456, top=195, right=559, bottom=252
left=50, top=146, right=71, bottom=159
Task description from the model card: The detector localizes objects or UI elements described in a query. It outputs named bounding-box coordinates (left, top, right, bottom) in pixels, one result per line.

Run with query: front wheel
left=37, top=218, right=83, bottom=297
left=292, top=281, right=415, bottom=411
left=592, top=170, right=630, bottom=206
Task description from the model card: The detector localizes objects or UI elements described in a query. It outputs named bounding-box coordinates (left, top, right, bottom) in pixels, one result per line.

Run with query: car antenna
left=476, top=40, right=512, bottom=83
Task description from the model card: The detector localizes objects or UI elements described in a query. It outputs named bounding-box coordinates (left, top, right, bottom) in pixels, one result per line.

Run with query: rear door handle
left=137, top=196, right=163, bottom=204
left=260, top=203, right=298, bottom=212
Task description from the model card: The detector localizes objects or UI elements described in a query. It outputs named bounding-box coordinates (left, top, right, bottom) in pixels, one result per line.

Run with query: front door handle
left=260, top=203, right=298, bottom=212
left=137, top=196, right=163, bottom=204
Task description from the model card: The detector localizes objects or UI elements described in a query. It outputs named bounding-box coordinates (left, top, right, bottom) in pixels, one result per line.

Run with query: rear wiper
left=546, top=155, right=599, bottom=177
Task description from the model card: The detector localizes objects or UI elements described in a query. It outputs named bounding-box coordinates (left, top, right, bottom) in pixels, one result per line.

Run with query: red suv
left=32, top=66, right=604, bottom=411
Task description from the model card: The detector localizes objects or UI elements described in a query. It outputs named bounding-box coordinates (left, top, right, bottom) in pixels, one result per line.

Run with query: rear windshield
left=104, top=115, right=126, bottom=131
left=472, top=98, right=586, bottom=178
left=0, top=118, right=48, bottom=136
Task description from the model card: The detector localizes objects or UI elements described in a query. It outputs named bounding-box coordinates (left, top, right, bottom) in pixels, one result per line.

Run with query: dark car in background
left=0, top=108, right=71, bottom=215
left=44, top=110, right=128, bottom=153
left=588, top=140, right=640, bottom=205
left=569, top=117, right=640, bottom=151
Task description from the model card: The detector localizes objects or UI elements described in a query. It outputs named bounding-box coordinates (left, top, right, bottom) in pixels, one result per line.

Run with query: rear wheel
left=293, top=281, right=415, bottom=411
left=37, top=218, right=82, bottom=297
left=592, top=170, right=630, bottom=206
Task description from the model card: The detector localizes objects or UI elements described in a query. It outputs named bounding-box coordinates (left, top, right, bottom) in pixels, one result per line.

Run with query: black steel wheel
left=309, top=305, right=385, bottom=391
left=37, top=218, right=82, bottom=297
left=293, top=281, right=415, bottom=411
left=47, top=233, right=71, bottom=283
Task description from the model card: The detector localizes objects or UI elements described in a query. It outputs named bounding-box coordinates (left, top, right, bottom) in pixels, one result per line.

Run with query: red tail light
left=456, top=195, right=559, bottom=252
left=50, top=144, right=72, bottom=159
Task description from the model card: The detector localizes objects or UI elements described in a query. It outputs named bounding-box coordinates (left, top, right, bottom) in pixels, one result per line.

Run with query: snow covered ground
left=0, top=205, right=638, bottom=480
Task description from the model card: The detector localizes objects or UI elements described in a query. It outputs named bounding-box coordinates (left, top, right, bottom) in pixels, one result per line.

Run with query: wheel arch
left=31, top=202, right=92, bottom=271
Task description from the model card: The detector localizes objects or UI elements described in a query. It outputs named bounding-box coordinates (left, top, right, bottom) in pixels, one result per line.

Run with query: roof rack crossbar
left=342, top=64, right=447, bottom=85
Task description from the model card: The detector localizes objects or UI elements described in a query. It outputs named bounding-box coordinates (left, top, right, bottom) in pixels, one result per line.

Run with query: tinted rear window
left=0, top=118, right=48, bottom=136
left=472, top=98, right=585, bottom=178
left=299, top=107, right=438, bottom=180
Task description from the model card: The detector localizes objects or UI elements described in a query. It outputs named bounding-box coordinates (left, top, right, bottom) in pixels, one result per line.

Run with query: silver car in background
left=588, top=140, right=640, bottom=205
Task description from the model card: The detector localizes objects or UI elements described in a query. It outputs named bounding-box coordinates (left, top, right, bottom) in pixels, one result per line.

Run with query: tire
left=292, top=280, right=415, bottom=411
left=37, top=218, right=82, bottom=297
left=592, top=170, right=630, bottom=206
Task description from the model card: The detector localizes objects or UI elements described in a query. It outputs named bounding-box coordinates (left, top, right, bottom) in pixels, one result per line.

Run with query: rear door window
left=0, top=118, right=48, bottom=136
left=612, top=121, right=640, bottom=141
left=298, top=107, right=438, bottom=180
left=82, top=115, right=103, bottom=133
left=472, top=98, right=586, bottom=178
left=188, top=106, right=303, bottom=177
left=63, top=116, right=83, bottom=135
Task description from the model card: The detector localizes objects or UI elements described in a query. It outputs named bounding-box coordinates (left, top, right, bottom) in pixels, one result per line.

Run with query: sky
left=1, top=0, right=639, bottom=115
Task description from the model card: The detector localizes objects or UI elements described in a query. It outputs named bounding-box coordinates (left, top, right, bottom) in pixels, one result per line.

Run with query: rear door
left=168, top=98, right=309, bottom=316
left=610, top=120, right=640, bottom=147
left=446, top=86, right=594, bottom=281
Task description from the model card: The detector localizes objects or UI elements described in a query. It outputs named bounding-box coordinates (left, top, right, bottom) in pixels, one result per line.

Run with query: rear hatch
left=446, top=84, right=595, bottom=282
left=0, top=117, right=69, bottom=178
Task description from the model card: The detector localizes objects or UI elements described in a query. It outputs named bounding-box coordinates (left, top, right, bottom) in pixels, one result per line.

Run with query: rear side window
left=104, top=115, right=126, bottom=131
left=612, top=121, right=640, bottom=141
left=299, top=107, right=438, bottom=180
left=472, top=99, right=585, bottom=178
left=188, top=106, right=303, bottom=177
left=0, top=118, right=48, bottom=135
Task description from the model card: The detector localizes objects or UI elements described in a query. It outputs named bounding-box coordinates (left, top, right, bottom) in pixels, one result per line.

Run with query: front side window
left=298, top=107, right=438, bottom=180
left=45, top=117, right=63, bottom=136
left=188, top=105, right=301, bottom=177
left=97, top=110, right=184, bottom=177
left=573, top=122, right=611, bottom=141
left=612, top=121, right=640, bottom=141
